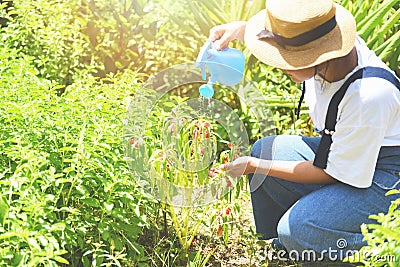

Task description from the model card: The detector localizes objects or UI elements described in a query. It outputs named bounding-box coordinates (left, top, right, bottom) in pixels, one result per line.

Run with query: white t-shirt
left=304, top=37, right=400, bottom=188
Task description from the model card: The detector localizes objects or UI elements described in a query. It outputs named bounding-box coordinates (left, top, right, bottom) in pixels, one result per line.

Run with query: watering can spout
left=195, top=39, right=245, bottom=98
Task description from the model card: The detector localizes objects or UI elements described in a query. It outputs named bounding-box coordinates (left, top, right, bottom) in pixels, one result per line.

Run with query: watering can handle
left=195, top=40, right=214, bottom=81
left=200, top=65, right=207, bottom=80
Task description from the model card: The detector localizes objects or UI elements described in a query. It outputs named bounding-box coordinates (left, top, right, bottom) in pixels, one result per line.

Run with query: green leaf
left=187, top=2, right=212, bottom=36
left=103, top=202, right=114, bottom=212
left=81, top=197, right=101, bottom=208
left=54, top=256, right=70, bottom=264
left=357, top=0, right=398, bottom=39
left=0, top=193, right=9, bottom=226
left=374, top=30, right=400, bottom=60
left=386, top=189, right=400, bottom=196
left=366, top=8, right=400, bottom=48
left=245, top=0, right=265, bottom=20
left=352, top=0, right=375, bottom=27
left=197, top=0, right=228, bottom=24
left=368, top=224, right=400, bottom=240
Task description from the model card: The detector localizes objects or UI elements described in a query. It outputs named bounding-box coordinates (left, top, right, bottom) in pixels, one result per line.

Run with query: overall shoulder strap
left=313, top=67, right=400, bottom=169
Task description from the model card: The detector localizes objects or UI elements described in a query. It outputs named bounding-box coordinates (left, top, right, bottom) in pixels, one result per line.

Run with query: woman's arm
left=221, top=156, right=337, bottom=184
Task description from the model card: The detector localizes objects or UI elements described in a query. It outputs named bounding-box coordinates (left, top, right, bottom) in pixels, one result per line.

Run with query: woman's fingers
left=208, top=21, right=247, bottom=50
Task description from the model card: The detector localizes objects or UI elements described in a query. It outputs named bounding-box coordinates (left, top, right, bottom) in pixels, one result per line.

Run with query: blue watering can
left=195, top=40, right=245, bottom=98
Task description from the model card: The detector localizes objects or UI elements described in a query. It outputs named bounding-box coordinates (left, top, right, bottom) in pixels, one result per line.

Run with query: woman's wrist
left=248, top=157, right=260, bottom=174
left=249, top=157, right=272, bottom=176
left=235, top=21, right=247, bottom=41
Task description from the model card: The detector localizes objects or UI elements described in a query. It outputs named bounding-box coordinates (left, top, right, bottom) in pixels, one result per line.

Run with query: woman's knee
left=251, top=135, right=317, bottom=162
left=251, top=135, right=276, bottom=159
left=250, top=135, right=298, bottom=159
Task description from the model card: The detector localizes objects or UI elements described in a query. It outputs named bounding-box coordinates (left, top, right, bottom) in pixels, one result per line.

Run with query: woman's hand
left=219, top=156, right=256, bottom=177
left=209, top=21, right=247, bottom=50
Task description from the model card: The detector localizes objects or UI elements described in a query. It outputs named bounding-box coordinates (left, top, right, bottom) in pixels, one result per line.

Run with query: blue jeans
left=249, top=135, right=400, bottom=261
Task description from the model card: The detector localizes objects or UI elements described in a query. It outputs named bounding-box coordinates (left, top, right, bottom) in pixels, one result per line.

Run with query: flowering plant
left=125, top=94, right=244, bottom=251
left=147, top=113, right=238, bottom=249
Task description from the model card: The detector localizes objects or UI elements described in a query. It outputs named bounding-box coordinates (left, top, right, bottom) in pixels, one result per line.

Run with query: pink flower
left=168, top=124, right=176, bottom=134
left=198, top=148, right=205, bottom=155
left=208, top=168, right=219, bottom=177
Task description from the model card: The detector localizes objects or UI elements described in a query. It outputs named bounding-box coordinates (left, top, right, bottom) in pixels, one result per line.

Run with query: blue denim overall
left=249, top=135, right=400, bottom=261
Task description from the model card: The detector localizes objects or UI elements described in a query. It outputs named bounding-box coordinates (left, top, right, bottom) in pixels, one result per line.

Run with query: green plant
left=76, top=0, right=201, bottom=77
left=186, top=247, right=214, bottom=267
left=1, top=0, right=201, bottom=86
left=0, top=0, right=95, bottom=86
left=352, top=190, right=400, bottom=266
left=0, top=193, right=8, bottom=227
left=150, top=116, right=221, bottom=251
left=0, top=43, right=157, bottom=266
left=77, top=0, right=155, bottom=75
left=161, top=0, right=264, bottom=38
left=127, top=97, right=238, bottom=251
left=341, top=0, right=400, bottom=72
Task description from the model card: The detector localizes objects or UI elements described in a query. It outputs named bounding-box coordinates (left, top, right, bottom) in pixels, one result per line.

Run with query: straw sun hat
left=244, top=0, right=356, bottom=70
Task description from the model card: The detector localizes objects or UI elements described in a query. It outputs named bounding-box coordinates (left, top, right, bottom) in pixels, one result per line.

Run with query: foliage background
left=0, top=0, right=399, bottom=266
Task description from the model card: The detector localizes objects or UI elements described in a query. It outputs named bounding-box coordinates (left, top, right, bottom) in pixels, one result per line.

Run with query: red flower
left=227, top=143, right=233, bottom=149
left=224, top=156, right=229, bottom=163
left=205, top=131, right=210, bottom=138
left=218, top=207, right=231, bottom=217
left=193, top=128, right=199, bottom=139
left=129, top=139, right=140, bottom=148
left=203, top=121, right=210, bottom=128
left=225, top=207, right=231, bottom=215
